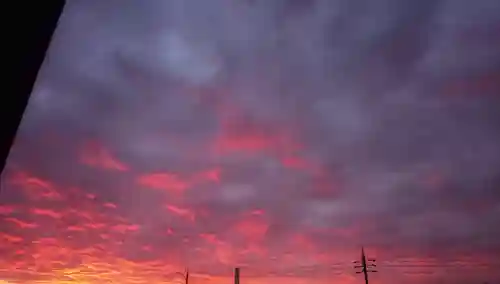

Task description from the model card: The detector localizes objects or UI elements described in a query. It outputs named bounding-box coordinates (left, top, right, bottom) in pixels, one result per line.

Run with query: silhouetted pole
left=173, top=268, right=189, bottom=284
left=353, top=246, right=377, bottom=284
left=234, top=267, right=240, bottom=284
left=361, top=247, right=369, bottom=284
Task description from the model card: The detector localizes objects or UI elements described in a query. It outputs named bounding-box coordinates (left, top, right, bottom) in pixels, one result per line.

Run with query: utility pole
left=353, top=246, right=377, bottom=284
left=185, top=268, right=189, bottom=284
left=234, top=267, right=240, bottom=284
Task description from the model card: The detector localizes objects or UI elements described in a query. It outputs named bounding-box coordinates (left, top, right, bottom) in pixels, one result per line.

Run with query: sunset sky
left=2, top=0, right=500, bottom=283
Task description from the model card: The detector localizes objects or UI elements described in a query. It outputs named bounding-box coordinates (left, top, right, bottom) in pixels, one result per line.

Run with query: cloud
left=2, top=0, right=500, bottom=283
left=79, top=141, right=130, bottom=171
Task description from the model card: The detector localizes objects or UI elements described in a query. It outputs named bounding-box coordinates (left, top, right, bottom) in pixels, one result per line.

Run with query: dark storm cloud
left=4, top=0, right=500, bottom=282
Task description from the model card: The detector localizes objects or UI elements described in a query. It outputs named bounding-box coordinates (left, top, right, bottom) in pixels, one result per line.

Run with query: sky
left=2, top=0, right=500, bottom=283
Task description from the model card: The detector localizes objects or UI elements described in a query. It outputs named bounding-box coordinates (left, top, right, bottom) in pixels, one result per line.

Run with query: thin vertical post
left=234, top=267, right=240, bottom=284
